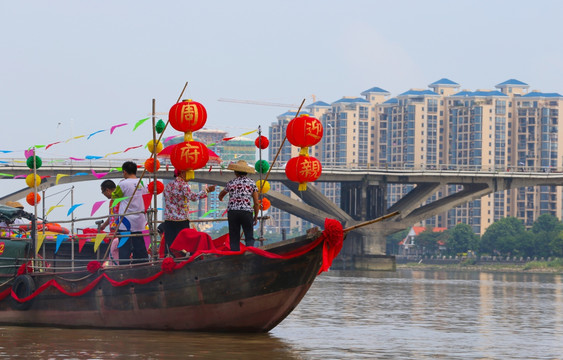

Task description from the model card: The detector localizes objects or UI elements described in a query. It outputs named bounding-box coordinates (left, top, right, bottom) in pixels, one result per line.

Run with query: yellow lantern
left=25, top=174, right=41, bottom=188
left=147, top=139, right=163, bottom=154
left=256, top=180, right=270, bottom=194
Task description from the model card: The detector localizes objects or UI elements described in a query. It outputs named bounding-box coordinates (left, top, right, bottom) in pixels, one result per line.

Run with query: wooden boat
left=0, top=204, right=343, bottom=332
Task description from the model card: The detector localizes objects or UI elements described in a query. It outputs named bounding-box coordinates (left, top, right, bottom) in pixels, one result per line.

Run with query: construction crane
left=218, top=95, right=317, bottom=108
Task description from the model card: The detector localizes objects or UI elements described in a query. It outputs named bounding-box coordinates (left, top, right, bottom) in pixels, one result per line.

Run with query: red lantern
left=285, top=156, right=322, bottom=191
left=148, top=180, right=164, bottom=195
left=144, top=158, right=161, bottom=173
left=255, top=136, right=269, bottom=149
left=260, top=197, right=271, bottom=211
left=170, top=141, right=209, bottom=180
left=26, top=192, right=41, bottom=205
left=168, top=100, right=207, bottom=140
left=286, top=115, right=323, bottom=148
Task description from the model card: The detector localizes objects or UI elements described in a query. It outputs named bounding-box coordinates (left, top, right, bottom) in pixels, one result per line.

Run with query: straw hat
left=227, top=160, right=256, bottom=174
left=5, top=201, right=24, bottom=209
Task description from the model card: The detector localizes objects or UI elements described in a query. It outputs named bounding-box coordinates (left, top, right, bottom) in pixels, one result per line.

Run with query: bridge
left=2, top=159, right=563, bottom=270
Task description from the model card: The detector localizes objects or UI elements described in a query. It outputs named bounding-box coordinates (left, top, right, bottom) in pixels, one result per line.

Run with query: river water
left=1, top=269, right=562, bottom=359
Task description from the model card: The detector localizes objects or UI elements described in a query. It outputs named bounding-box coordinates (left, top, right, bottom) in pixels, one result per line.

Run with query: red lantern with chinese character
left=170, top=141, right=209, bottom=180
left=169, top=100, right=207, bottom=141
left=148, top=180, right=164, bottom=195
left=26, top=192, right=41, bottom=206
left=255, top=136, right=269, bottom=149
left=144, top=158, right=161, bottom=173
left=260, top=197, right=271, bottom=211
left=286, top=114, right=323, bottom=150
left=285, top=155, right=322, bottom=191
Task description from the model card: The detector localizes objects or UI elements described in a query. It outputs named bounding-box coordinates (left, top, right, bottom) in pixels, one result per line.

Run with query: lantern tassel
left=298, top=183, right=307, bottom=191
left=299, top=147, right=309, bottom=156
left=184, top=170, right=195, bottom=181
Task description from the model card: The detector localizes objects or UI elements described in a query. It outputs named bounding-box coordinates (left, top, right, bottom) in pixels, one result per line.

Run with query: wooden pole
left=342, top=211, right=400, bottom=234
left=151, top=98, right=159, bottom=260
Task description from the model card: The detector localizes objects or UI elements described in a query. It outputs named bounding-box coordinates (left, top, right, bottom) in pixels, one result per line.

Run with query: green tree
left=550, top=230, right=563, bottom=257
left=445, top=223, right=479, bottom=256
left=386, top=229, right=409, bottom=255
left=480, top=217, right=525, bottom=256
left=531, top=213, right=563, bottom=257
left=415, top=227, right=444, bottom=255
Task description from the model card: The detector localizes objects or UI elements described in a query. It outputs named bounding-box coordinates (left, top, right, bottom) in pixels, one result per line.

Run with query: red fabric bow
left=87, top=261, right=102, bottom=273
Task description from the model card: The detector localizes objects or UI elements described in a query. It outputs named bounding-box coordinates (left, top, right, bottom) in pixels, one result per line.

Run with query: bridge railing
left=1, top=158, right=561, bottom=174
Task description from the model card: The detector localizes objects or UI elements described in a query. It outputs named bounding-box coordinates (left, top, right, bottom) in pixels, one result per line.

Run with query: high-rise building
left=268, top=78, right=563, bottom=236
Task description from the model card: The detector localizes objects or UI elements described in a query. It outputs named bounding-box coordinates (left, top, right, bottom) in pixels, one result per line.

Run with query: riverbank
left=397, top=259, right=563, bottom=274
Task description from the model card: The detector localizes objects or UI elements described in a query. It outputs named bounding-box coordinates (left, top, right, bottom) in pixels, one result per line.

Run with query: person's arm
left=252, top=191, right=260, bottom=225
left=218, top=188, right=228, bottom=201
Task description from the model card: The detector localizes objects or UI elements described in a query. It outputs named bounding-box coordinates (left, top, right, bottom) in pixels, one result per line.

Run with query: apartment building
left=267, top=78, right=563, bottom=236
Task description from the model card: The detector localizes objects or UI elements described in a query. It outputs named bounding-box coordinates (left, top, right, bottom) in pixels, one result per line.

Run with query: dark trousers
left=118, top=231, right=148, bottom=265
left=227, top=210, right=254, bottom=251
left=163, top=220, right=190, bottom=255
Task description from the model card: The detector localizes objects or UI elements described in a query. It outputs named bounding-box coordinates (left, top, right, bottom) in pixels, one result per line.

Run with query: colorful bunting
left=56, top=174, right=69, bottom=185
left=0, top=150, right=13, bottom=153
left=78, top=236, right=88, bottom=253
left=94, top=233, right=107, bottom=252
left=69, top=157, right=85, bottom=161
left=55, top=234, right=69, bottom=253
left=67, top=203, right=84, bottom=216
left=87, top=130, right=106, bottom=140
left=133, top=118, right=149, bottom=131
left=46, top=142, right=62, bottom=150
left=91, top=200, right=106, bottom=216
left=85, top=155, right=103, bottom=160
left=91, top=169, right=108, bottom=179
left=124, top=145, right=142, bottom=152
left=110, top=123, right=127, bottom=134
left=118, top=233, right=130, bottom=248
left=36, top=234, right=46, bottom=254
left=111, top=197, right=127, bottom=208
left=0, top=173, right=14, bottom=177
left=46, top=205, right=64, bottom=217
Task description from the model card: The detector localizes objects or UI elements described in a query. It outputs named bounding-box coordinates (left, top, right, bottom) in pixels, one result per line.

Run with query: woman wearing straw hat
left=218, top=160, right=259, bottom=251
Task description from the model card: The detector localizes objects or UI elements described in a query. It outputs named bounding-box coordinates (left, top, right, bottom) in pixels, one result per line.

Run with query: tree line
left=387, top=213, right=563, bottom=258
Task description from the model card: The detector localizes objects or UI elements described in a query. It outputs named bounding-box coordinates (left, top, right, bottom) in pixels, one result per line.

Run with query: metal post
left=70, top=186, right=75, bottom=271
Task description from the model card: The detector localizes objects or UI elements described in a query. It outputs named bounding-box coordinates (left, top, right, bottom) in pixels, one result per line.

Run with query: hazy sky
left=1, top=0, right=562, bottom=220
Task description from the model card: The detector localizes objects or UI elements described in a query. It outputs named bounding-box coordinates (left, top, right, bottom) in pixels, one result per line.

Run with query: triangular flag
left=56, top=174, right=69, bottom=185
left=78, top=237, right=87, bottom=253
left=104, top=151, right=122, bottom=158
left=67, top=203, right=84, bottom=216
left=111, top=197, right=128, bottom=208
left=36, top=234, right=46, bottom=254
left=110, top=123, right=127, bottom=134
left=73, top=172, right=89, bottom=176
left=46, top=141, right=62, bottom=149
left=94, top=233, right=107, bottom=252
left=87, top=129, right=106, bottom=139
left=118, top=234, right=130, bottom=248
left=55, top=235, right=69, bottom=254
left=222, top=209, right=228, bottom=216
left=164, top=135, right=177, bottom=143
left=124, top=145, right=142, bottom=152
left=142, top=193, right=152, bottom=211
left=91, top=169, right=108, bottom=179
left=240, top=129, right=258, bottom=136
left=34, top=144, right=46, bottom=149
left=222, top=137, right=235, bottom=141
left=85, top=155, right=103, bottom=160
left=0, top=173, right=14, bottom=177
left=133, top=118, right=149, bottom=131
left=69, top=157, right=85, bottom=161
left=24, top=149, right=34, bottom=158
left=143, top=230, right=151, bottom=250
left=0, top=150, right=14, bottom=153
left=46, top=205, right=64, bottom=217
left=91, top=200, right=106, bottom=216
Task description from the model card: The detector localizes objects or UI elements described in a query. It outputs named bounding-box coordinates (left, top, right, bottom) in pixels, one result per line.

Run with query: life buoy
left=10, top=274, right=36, bottom=311
left=19, top=222, right=70, bottom=235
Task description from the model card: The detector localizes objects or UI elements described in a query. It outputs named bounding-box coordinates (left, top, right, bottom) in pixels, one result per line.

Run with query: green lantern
left=26, top=156, right=42, bottom=170
left=255, top=160, right=270, bottom=174
left=155, top=119, right=166, bottom=134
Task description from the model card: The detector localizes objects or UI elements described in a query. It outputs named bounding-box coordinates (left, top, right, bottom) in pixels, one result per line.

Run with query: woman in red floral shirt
left=163, top=169, right=215, bottom=255
left=218, top=160, right=259, bottom=251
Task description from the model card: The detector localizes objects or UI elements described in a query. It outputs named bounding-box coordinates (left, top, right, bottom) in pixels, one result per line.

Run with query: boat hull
left=0, top=234, right=323, bottom=332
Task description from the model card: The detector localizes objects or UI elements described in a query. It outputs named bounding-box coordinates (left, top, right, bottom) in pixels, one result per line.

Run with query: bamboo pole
left=342, top=211, right=400, bottom=234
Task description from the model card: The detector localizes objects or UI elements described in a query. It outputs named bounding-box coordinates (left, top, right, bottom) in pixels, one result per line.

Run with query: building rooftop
left=332, top=97, right=370, bottom=104
left=382, top=98, right=398, bottom=105
left=495, top=79, right=529, bottom=88
left=520, top=91, right=563, bottom=98
left=398, top=89, right=440, bottom=97
left=306, top=101, right=331, bottom=108
left=360, top=86, right=391, bottom=96
left=451, top=90, right=508, bottom=97
left=428, top=78, right=459, bottom=87
left=277, top=111, right=311, bottom=118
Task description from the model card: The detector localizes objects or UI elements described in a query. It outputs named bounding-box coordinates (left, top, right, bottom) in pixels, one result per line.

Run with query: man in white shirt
left=113, top=161, right=149, bottom=265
